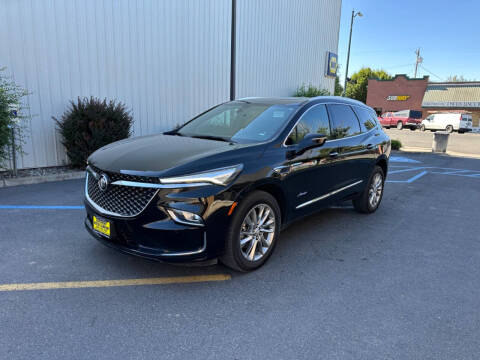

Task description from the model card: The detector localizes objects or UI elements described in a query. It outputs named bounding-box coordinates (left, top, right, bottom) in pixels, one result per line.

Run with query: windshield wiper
left=190, top=135, right=235, bottom=143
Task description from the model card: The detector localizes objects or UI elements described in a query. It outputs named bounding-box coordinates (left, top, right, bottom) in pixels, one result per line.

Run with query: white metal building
left=1, top=0, right=342, bottom=169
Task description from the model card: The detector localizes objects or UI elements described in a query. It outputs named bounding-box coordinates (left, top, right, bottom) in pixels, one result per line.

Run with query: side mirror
left=295, top=134, right=327, bottom=156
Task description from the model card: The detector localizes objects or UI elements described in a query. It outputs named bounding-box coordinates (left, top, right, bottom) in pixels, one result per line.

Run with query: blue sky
left=338, top=0, right=480, bottom=83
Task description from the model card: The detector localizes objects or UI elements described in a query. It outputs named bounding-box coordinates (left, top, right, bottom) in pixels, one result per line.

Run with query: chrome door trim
left=296, top=180, right=363, bottom=209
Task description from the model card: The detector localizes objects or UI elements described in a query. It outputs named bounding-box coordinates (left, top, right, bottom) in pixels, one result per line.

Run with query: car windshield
left=176, top=101, right=299, bottom=143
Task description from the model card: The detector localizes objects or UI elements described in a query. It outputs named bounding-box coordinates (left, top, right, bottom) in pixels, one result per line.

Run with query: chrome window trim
left=282, top=102, right=378, bottom=148
left=296, top=180, right=363, bottom=209
left=85, top=173, right=159, bottom=218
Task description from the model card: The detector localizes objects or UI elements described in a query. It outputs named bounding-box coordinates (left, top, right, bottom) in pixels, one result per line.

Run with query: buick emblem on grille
left=98, top=174, right=110, bottom=192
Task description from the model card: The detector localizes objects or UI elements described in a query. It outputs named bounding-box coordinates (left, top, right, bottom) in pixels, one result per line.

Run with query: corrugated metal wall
left=236, top=0, right=341, bottom=98
left=0, top=0, right=341, bottom=169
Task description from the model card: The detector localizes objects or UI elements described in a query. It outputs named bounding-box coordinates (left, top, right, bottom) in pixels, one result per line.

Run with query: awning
left=422, top=83, right=480, bottom=108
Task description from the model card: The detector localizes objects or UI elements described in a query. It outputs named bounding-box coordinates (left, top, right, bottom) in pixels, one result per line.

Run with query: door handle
left=329, top=151, right=339, bottom=158
left=366, top=144, right=374, bottom=150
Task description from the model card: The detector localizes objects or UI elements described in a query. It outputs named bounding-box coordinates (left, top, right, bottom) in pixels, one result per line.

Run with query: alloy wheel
left=239, top=204, right=276, bottom=262
left=368, top=173, right=383, bottom=209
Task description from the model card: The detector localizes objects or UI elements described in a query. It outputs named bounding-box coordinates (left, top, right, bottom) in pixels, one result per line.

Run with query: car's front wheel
left=353, top=165, right=385, bottom=214
left=397, top=121, right=403, bottom=130
left=420, top=124, right=426, bottom=131
left=221, top=191, right=281, bottom=272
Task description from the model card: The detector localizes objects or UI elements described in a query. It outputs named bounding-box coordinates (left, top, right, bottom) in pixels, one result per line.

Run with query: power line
left=419, top=65, right=444, bottom=81
left=383, top=63, right=416, bottom=70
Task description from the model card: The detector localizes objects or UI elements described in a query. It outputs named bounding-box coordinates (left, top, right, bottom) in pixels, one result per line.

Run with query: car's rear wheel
left=396, top=121, right=403, bottom=130
left=446, top=125, right=453, bottom=133
left=420, top=124, right=426, bottom=131
left=220, top=191, right=281, bottom=272
left=353, top=165, right=385, bottom=214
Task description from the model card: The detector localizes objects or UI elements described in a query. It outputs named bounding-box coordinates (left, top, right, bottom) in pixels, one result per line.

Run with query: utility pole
left=414, top=48, right=423, bottom=78
left=343, top=10, right=362, bottom=97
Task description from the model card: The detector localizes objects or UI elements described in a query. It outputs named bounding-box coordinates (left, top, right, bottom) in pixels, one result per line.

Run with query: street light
left=342, top=10, right=363, bottom=97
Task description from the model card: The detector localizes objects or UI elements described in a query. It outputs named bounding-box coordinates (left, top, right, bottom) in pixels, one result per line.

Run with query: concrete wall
left=1, top=0, right=341, bottom=169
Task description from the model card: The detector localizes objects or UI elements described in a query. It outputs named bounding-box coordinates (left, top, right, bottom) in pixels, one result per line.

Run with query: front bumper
left=84, top=191, right=233, bottom=263
left=406, top=122, right=420, bottom=128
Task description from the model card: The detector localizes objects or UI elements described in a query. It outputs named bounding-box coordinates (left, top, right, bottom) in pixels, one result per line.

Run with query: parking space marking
left=405, top=170, right=428, bottom=183
left=389, top=167, right=425, bottom=174
left=388, top=164, right=480, bottom=183
left=389, top=156, right=422, bottom=163
left=0, top=205, right=83, bottom=209
left=0, top=274, right=231, bottom=292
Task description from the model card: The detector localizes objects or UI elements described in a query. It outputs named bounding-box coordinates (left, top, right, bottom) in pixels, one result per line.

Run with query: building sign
left=386, top=95, right=410, bottom=101
left=325, top=52, right=338, bottom=77
left=422, top=101, right=480, bottom=108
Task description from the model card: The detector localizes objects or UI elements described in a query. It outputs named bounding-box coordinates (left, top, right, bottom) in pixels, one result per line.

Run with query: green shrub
left=391, top=139, right=402, bottom=150
left=54, top=97, right=133, bottom=167
left=293, top=83, right=331, bottom=97
left=0, top=68, right=28, bottom=168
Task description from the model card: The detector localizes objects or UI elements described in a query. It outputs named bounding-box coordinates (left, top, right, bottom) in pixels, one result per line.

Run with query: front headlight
left=159, top=164, right=243, bottom=186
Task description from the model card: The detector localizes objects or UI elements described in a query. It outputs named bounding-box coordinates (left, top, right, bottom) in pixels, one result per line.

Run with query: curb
left=400, top=147, right=480, bottom=160
left=1, top=171, right=85, bottom=188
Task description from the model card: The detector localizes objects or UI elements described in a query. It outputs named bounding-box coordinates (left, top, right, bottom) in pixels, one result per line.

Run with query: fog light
left=166, top=208, right=204, bottom=227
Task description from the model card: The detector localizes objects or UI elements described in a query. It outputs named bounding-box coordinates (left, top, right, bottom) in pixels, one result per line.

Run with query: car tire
left=420, top=124, right=426, bottom=132
left=353, top=165, right=385, bottom=214
left=459, top=130, right=464, bottom=134
left=220, top=191, right=281, bottom=272
left=446, top=125, right=453, bottom=133
left=410, top=126, right=416, bottom=131
left=396, top=122, right=403, bottom=130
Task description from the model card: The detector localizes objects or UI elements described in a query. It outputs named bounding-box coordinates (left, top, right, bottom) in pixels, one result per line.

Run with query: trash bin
left=432, top=132, right=449, bottom=153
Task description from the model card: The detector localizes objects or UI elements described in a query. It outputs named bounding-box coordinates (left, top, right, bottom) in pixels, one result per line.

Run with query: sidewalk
left=400, top=146, right=480, bottom=160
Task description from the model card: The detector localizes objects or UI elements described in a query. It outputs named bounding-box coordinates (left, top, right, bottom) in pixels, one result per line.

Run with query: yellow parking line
left=0, top=274, right=231, bottom=292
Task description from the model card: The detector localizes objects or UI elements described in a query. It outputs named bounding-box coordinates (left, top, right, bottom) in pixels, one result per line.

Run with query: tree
left=0, top=68, right=29, bottom=168
left=334, top=76, right=343, bottom=96
left=345, top=67, right=392, bottom=103
left=446, top=75, right=475, bottom=82
left=293, top=83, right=330, bottom=97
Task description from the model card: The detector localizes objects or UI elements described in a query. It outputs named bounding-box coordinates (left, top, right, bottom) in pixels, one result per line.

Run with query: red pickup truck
left=378, top=110, right=423, bottom=130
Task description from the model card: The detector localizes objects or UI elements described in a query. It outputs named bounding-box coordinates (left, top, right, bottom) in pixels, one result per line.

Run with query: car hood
left=88, top=134, right=256, bottom=175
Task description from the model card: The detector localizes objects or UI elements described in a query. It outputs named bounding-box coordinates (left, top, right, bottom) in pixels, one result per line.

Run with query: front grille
left=86, top=166, right=159, bottom=217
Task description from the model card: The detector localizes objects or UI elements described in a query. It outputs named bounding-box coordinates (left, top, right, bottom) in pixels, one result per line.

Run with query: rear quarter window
left=326, top=104, right=362, bottom=139
left=353, top=106, right=378, bottom=132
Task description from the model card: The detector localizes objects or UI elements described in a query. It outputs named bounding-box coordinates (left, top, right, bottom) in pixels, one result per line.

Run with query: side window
left=286, top=104, right=330, bottom=145
left=326, top=104, right=361, bottom=139
left=353, top=106, right=377, bottom=132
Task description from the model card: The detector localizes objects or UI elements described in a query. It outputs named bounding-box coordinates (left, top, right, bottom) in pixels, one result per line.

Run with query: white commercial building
left=1, top=0, right=342, bottom=169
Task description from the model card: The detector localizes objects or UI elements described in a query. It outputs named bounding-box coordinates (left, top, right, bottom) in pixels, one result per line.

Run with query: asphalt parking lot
left=1, top=152, right=480, bottom=360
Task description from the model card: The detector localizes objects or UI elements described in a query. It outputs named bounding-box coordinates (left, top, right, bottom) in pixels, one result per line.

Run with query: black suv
left=84, top=96, right=390, bottom=271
